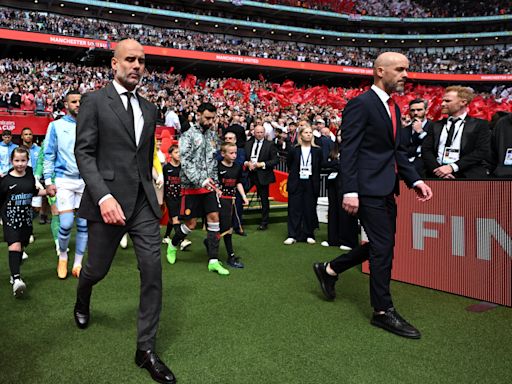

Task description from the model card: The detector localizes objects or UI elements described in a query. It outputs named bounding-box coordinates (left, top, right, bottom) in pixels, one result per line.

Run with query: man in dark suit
left=313, top=52, right=433, bottom=339
left=490, top=113, right=512, bottom=178
left=422, top=86, right=491, bottom=179
left=401, top=98, right=432, bottom=178
left=73, top=39, right=176, bottom=384
left=244, top=125, right=278, bottom=230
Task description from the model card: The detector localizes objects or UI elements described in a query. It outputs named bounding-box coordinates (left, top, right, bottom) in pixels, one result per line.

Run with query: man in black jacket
left=244, top=125, right=278, bottom=230
left=422, top=86, right=491, bottom=179
left=490, top=112, right=512, bottom=178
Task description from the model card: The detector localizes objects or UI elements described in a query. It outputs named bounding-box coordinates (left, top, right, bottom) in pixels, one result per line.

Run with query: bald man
left=74, top=39, right=176, bottom=383
left=313, top=52, right=433, bottom=339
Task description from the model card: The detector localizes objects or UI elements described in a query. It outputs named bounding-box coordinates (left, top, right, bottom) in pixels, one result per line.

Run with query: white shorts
left=32, top=196, right=42, bottom=208
left=55, top=177, right=85, bottom=212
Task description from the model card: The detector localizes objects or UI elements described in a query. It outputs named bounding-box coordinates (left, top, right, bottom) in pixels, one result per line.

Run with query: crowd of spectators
left=112, top=0, right=510, bottom=18
left=1, top=56, right=511, bottom=180
left=261, top=0, right=510, bottom=17
left=1, top=56, right=511, bottom=127
left=0, top=7, right=510, bottom=75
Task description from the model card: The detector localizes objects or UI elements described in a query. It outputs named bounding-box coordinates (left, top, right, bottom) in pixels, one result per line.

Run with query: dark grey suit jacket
left=75, top=82, right=160, bottom=222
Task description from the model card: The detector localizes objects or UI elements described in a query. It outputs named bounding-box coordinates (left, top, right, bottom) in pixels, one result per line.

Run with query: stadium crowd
left=1, top=56, right=511, bottom=179
left=261, top=0, right=510, bottom=17
left=110, top=0, right=510, bottom=18
left=2, top=57, right=512, bottom=129
left=2, top=56, right=512, bottom=121
left=0, top=7, right=510, bottom=75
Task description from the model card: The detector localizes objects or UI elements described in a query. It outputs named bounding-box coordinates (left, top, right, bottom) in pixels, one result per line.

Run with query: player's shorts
left=55, top=177, right=85, bottom=211
left=165, top=197, right=181, bottom=219
left=180, top=192, right=219, bottom=220
left=31, top=196, right=42, bottom=208
left=219, top=197, right=234, bottom=234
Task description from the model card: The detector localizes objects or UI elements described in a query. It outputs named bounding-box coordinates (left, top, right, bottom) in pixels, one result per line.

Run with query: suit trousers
left=329, top=194, right=397, bottom=311
left=248, top=175, right=270, bottom=226
left=76, top=184, right=162, bottom=350
left=287, top=179, right=317, bottom=240
left=326, top=177, right=359, bottom=248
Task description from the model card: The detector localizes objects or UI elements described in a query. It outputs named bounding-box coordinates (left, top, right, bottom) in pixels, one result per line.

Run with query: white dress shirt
left=112, top=80, right=144, bottom=146
left=344, top=85, right=422, bottom=199
left=436, top=112, right=467, bottom=172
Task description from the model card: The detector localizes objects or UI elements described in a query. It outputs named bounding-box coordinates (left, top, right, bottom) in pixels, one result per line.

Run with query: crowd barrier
left=0, top=112, right=176, bottom=141
left=269, top=171, right=511, bottom=306
left=362, top=180, right=512, bottom=307
left=0, top=113, right=52, bottom=135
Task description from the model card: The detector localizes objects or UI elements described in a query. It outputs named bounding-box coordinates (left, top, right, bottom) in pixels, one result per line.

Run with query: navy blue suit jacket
left=340, top=89, right=420, bottom=196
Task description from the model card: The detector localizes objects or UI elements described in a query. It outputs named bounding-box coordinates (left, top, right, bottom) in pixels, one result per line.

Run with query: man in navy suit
left=402, top=98, right=432, bottom=178
left=313, top=52, right=433, bottom=339
left=422, top=86, right=491, bottom=179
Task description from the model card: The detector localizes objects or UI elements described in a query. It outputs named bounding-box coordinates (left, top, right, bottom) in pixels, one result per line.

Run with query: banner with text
left=0, top=115, right=52, bottom=135
left=1, top=29, right=511, bottom=82
left=363, top=180, right=512, bottom=307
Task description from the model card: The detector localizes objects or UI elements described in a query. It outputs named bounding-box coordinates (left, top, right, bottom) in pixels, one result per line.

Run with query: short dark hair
left=21, top=127, right=32, bottom=134
left=65, top=90, right=81, bottom=100
left=409, top=98, right=428, bottom=109
left=10, top=146, right=29, bottom=161
left=2, top=130, right=12, bottom=136
left=168, top=144, right=179, bottom=154
left=197, top=102, right=217, bottom=114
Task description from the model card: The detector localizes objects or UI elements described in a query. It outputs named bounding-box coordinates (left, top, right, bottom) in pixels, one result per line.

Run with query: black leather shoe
left=313, top=262, right=338, bottom=301
left=257, top=224, right=268, bottom=231
left=227, top=255, right=244, bottom=269
left=73, top=305, right=89, bottom=329
left=135, top=349, right=176, bottom=384
left=371, top=308, right=421, bottom=339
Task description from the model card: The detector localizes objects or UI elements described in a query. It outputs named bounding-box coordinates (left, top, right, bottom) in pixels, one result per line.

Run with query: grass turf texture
left=1, top=212, right=511, bottom=384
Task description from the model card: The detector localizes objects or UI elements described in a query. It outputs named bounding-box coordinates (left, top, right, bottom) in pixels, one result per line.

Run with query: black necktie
left=254, top=140, right=261, bottom=158
left=445, top=118, right=459, bottom=147
left=124, top=92, right=135, bottom=133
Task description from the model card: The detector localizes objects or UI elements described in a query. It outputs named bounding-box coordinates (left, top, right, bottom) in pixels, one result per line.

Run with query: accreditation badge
left=504, top=148, right=512, bottom=166
left=300, top=165, right=312, bottom=179
left=442, top=147, right=460, bottom=165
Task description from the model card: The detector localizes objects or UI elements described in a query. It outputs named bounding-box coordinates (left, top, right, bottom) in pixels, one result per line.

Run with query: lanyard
left=301, top=148, right=311, bottom=168
left=444, top=119, right=465, bottom=149
left=444, top=119, right=466, bottom=147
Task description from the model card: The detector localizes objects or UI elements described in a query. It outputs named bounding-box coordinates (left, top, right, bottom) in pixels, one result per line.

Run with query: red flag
left=179, top=74, right=197, bottom=90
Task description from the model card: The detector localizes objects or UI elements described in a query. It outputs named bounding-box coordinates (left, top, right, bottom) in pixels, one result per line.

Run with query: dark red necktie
left=387, top=97, right=398, bottom=173
left=387, top=97, right=397, bottom=140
